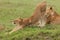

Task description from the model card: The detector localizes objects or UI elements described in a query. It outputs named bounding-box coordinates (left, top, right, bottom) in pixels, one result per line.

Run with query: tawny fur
left=9, top=1, right=47, bottom=34
left=45, top=6, right=60, bottom=24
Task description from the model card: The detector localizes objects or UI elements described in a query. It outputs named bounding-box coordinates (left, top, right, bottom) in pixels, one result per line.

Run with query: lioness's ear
left=19, top=18, right=23, bottom=21
left=19, top=18, right=23, bottom=25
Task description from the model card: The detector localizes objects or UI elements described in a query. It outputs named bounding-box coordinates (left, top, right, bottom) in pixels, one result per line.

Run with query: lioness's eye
left=45, top=13, right=50, bottom=17
left=14, top=22, right=16, bottom=24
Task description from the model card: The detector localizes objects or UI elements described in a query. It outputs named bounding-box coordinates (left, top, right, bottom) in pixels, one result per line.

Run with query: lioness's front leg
left=37, top=19, right=46, bottom=27
left=9, top=25, right=24, bottom=34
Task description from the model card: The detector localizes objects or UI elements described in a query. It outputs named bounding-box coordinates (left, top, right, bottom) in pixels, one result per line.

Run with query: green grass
left=0, top=0, right=60, bottom=40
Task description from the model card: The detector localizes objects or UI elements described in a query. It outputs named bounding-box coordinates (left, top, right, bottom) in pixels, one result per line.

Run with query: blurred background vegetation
left=0, top=0, right=60, bottom=40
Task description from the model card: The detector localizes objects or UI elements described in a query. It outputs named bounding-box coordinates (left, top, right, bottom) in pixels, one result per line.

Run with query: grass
left=0, top=0, right=60, bottom=40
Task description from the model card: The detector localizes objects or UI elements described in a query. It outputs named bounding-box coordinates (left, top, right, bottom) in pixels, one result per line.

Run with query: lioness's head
left=44, top=6, right=56, bottom=24
left=45, top=6, right=54, bottom=17
left=13, top=18, right=23, bottom=25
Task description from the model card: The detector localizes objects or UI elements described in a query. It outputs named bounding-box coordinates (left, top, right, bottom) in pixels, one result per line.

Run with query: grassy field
left=0, top=0, right=60, bottom=40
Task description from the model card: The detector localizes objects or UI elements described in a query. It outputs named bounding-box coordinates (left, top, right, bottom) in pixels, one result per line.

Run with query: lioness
left=9, top=1, right=47, bottom=34
left=45, top=6, right=60, bottom=24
